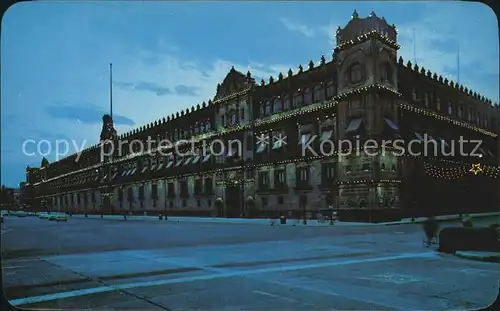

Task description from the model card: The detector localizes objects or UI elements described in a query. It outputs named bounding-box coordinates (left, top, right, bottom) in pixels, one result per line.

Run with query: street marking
left=9, top=251, right=437, bottom=306
left=252, top=290, right=298, bottom=303
left=3, top=265, right=32, bottom=269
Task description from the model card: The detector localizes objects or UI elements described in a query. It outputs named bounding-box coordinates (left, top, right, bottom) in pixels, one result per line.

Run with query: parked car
left=48, top=213, right=68, bottom=222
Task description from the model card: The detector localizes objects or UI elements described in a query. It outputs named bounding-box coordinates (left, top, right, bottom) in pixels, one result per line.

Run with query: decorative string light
left=424, top=161, right=499, bottom=179
left=335, top=30, right=401, bottom=52
left=399, top=103, right=497, bottom=137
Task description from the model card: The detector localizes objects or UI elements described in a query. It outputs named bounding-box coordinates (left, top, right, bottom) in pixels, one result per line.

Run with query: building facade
left=24, top=11, right=500, bottom=221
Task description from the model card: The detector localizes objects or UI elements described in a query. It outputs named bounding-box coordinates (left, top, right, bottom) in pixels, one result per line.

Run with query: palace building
left=24, top=11, right=500, bottom=222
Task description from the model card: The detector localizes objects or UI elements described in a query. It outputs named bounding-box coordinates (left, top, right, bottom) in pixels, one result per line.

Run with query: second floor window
left=258, top=171, right=269, bottom=188
left=274, top=170, right=286, bottom=187
left=297, top=167, right=310, bottom=182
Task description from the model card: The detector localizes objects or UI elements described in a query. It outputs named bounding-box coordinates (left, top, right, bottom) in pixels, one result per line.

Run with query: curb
left=454, top=251, right=500, bottom=263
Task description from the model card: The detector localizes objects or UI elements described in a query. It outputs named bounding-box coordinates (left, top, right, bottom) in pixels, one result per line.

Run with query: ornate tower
left=100, top=114, right=117, bottom=162
left=334, top=10, right=402, bottom=214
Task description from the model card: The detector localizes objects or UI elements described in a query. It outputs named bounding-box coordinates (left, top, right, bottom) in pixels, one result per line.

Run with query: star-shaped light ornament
left=469, top=163, right=483, bottom=175
left=256, top=133, right=269, bottom=146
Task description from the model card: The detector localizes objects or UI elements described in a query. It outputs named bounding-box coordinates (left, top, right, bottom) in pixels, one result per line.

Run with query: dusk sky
left=1, top=1, right=499, bottom=187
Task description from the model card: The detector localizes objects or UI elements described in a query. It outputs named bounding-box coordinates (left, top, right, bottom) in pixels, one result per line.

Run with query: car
left=39, top=213, right=49, bottom=219
left=48, top=213, right=68, bottom=222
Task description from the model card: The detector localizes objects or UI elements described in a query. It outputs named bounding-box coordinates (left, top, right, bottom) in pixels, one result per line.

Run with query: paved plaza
left=2, top=216, right=499, bottom=310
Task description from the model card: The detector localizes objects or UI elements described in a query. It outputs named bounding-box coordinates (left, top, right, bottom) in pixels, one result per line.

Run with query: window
left=273, top=98, right=281, bottom=112
left=258, top=171, right=269, bottom=188
left=304, top=88, right=312, bottom=105
left=412, top=88, right=417, bottom=101
left=221, top=115, right=225, bottom=125
left=167, top=182, right=175, bottom=197
left=195, top=178, right=202, bottom=194
left=349, top=63, right=363, bottom=83
left=293, top=93, right=303, bottom=108
left=274, top=169, right=286, bottom=188
left=283, top=95, right=290, bottom=110
left=314, top=85, right=324, bottom=102
left=231, top=112, right=237, bottom=125
left=322, top=163, right=335, bottom=181
left=118, top=188, right=123, bottom=201
left=204, top=178, right=213, bottom=194
left=182, top=200, right=187, bottom=207
left=261, top=197, right=268, bottom=207
left=424, top=93, right=429, bottom=107
left=436, top=96, right=441, bottom=111
left=207, top=199, right=211, bottom=207
left=458, top=106, right=463, bottom=118
left=265, top=100, right=271, bottom=115
left=127, top=187, right=134, bottom=202
left=326, top=81, right=335, bottom=99
left=197, top=200, right=201, bottom=207
left=448, top=101, right=453, bottom=115
left=151, top=184, right=158, bottom=200
left=240, top=108, right=245, bottom=120
left=139, top=185, right=145, bottom=200
left=297, top=167, right=310, bottom=182
left=180, top=181, right=188, bottom=197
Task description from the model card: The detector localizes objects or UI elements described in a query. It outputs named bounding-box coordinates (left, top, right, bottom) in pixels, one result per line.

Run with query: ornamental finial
left=352, top=9, right=359, bottom=19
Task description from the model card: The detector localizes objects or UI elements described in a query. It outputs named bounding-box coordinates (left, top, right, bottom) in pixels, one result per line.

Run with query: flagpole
left=413, top=28, right=416, bottom=64
left=109, top=63, right=113, bottom=118
left=457, top=43, right=460, bottom=84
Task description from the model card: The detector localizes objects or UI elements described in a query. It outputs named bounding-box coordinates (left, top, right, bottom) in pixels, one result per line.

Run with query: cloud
left=44, top=103, right=136, bottom=125
left=174, top=85, right=200, bottom=97
left=115, top=81, right=171, bottom=96
left=279, top=17, right=316, bottom=37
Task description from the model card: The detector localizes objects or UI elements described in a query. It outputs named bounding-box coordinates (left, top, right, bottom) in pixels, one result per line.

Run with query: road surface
left=2, top=216, right=499, bottom=310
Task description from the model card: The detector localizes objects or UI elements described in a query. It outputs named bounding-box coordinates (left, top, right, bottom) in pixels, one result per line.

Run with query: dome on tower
left=335, top=10, right=397, bottom=46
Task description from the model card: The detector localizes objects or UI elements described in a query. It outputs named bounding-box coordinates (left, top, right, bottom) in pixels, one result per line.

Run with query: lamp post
left=163, top=179, right=167, bottom=219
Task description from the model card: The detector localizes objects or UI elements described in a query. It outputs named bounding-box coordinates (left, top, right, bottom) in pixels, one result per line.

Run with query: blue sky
left=1, top=1, right=498, bottom=187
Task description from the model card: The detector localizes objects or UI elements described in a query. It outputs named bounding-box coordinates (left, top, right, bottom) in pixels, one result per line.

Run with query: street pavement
left=2, top=216, right=499, bottom=310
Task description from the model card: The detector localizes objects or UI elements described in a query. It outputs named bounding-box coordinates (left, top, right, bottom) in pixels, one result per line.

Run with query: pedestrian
left=423, top=215, right=439, bottom=247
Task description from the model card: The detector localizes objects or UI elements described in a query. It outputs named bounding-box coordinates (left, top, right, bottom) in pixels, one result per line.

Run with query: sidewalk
left=65, top=212, right=499, bottom=227
left=69, top=214, right=378, bottom=227
left=454, top=251, right=500, bottom=263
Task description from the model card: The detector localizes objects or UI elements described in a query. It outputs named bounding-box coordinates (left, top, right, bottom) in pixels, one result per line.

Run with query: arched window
left=314, top=85, right=324, bottom=102
left=349, top=63, right=363, bottom=83
left=304, top=88, right=312, bottom=105
left=293, top=92, right=303, bottom=108
left=326, top=81, right=335, bottom=99
left=273, top=97, right=281, bottom=112
left=265, top=100, right=271, bottom=115
left=283, top=95, right=290, bottom=110
left=458, top=106, right=463, bottom=119
left=447, top=101, right=453, bottom=115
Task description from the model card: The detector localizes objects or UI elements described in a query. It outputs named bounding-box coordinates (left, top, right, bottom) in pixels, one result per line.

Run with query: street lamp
left=163, top=179, right=168, bottom=219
